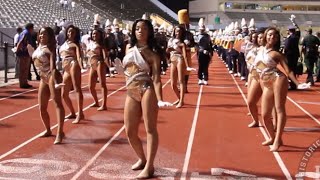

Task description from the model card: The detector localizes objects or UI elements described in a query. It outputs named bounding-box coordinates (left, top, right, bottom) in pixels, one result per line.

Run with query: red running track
left=0, top=53, right=319, bottom=179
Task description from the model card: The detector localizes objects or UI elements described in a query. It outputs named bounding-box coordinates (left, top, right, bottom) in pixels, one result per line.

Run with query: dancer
left=246, top=31, right=263, bottom=128
left=32, top=27, right=65, bottom=144
left=60, top=25, right=84, bottom=123
left=116, top=18, right=171, bottom=179
left=167, top=25, right=192, bottom=108
left=256, top=27, right=309, bottom=151
left=87, top=28, right=108, bottom=110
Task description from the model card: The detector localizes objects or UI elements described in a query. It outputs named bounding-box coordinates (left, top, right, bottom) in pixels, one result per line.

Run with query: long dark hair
left=263, top=27, right=281, bottom=51
left=65, top=25, right=81, bottom=46
left=130, top=19, right=160, bottom=54
left=173, top=25, right=186, bottom=42
left=38, top=26, right=56, bottom=53
left=90, top=28, right=104, bottom=47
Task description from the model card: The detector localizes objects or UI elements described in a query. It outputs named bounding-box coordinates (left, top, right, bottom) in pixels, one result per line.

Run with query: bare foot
left=131, top=159, right=146, bottom=171
left=270, top=142, right=281, bottom=152
left=65, top=113, right=76, bottom=119
left=90, top=103, right=99, bottom=108
left=54, top=132, right=65, bottom=145
left=248, top=121, right=259, bottom=128
left=72, top=113, right=84, bottom=124
left=136, top=166, right=155, bottom=179
left=97, top=106, right=107, bottom=111
left=262, top=138, right=273, bottom=146
left=40, top=130, right=52, bottom=137
left=176, top=102, right=184, bottom=108
left=172, top=99, right=180, bottom=105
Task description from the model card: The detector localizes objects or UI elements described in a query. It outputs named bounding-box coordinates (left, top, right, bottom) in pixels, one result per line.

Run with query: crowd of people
left=10, top=9, right=319, bottom=178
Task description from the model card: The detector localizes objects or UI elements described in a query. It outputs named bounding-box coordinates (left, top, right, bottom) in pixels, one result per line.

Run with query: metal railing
left=0, top=42, right=9, bottom=83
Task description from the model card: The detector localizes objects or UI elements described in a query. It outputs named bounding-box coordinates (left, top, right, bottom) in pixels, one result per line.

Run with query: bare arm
left=276, top=52, right=300, bottom=86
left=75, top=45, right=84, bottom=69
left=102, top=48, right=110, bottom=67
left=181, top=43, right=189, bottom=67
left=152, top=53, right=163, bottom=102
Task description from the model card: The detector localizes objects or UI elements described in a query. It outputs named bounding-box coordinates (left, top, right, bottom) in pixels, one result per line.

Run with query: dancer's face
left=251, top=33, right=257, bottom=44
left=67, top=27, right=76, bottom=41
left=135, top=21, right=148, bottom=43
left=175, top=27, right=181, bottom=39
left=39, top=28, right=48, bottom=45
left=266, top=29, right=278, bottom=47
left=92, top=30, right=100, bottom=41
left=257, top=33, right=264, bottom=46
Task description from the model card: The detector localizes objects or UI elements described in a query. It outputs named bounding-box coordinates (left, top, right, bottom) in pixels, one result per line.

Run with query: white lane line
left=0, top=73, right=89, bottom=102
left=0, top=85, right=126, bottom=160
left=71, top=79, right=171, bottom=180
left=295, top=100, right=320, bottom=106
left=230, top=75, right=292, bottom=180
left=0, top=85, right=89, bottom=123
left=0, top=89, right=37, bottom=101
left=180, top=85, right=203, bottom=180
left=287, top=97, right=320, bottom=125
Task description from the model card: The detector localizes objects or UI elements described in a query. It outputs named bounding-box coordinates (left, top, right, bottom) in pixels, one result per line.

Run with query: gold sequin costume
left=32, top=45, right=52, bottom=84
left=246, top=46, right=260, bottom=81
left=123, top=46, right=152, bottom=102
left=255, top=47, right=284, bottom=88
left=59, top=41, right=78, bottom=73
left=87, top=41, right=104, bottom=70
left=168, top=38, right=183, bottom=66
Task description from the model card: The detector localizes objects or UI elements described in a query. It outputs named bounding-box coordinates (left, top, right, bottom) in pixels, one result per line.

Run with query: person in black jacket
left=196, top=18, right=213, bottom=85
left=284, top=24, right=301, bottom=90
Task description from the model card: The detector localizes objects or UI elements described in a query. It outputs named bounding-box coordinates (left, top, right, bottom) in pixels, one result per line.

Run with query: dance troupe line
left=14, top=8, right=312, bottom=179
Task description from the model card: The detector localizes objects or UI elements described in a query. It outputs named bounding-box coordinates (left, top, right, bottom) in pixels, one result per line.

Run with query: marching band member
left=178, top=9, right=196, bottom=93
left=196, top=18, right=213, bottom=85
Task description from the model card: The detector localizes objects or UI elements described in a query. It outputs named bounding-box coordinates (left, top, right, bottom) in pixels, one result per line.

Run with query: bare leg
left=137, top=89, right=158, bottom=179
left=97, top=63, right=107, bottom=111
left=89, top=68, right=99, bottom=107
left=176, top=61, right=186, bottom=108
left=261, top=86, right=275, bottom=146
left=247, top=79, right=262, bottom=128
left=271, top=76, right=288, bottom=151
left=50, top=71, right=65, bottom=144
left=71, top=64, right=84, bottom=123
left=124, top=96, right=146, bottom=170
left=38, top=80, right=52, bottom=137
left=62, top=72, right=76, bottom=119
left=170, top=63, right=179, bottom=103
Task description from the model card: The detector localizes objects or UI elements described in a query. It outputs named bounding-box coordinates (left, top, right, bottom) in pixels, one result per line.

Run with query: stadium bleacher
left=0, top=0, right=176, bottom=30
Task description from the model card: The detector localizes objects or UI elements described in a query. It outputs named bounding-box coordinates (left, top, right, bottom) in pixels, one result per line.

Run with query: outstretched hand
left=158, top=101, right=173, bottom=107
left=186, top=67, right=196, bottom=72
left=297, top=83, right=311, bottom=90
left=113, top=58, right=124, bottom=74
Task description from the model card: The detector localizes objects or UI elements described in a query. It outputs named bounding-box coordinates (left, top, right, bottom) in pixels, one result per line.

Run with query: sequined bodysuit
left=87, top=41, right=103, bottom=70
left=123, top=46, right=152, bottom=102
left=59, top=41, right=78, bottom=73
left=32, top=45, right=51, bottom=84
left=168, top=38, right=183, bottom=65
left=254, top=47, right=284, bottom=88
